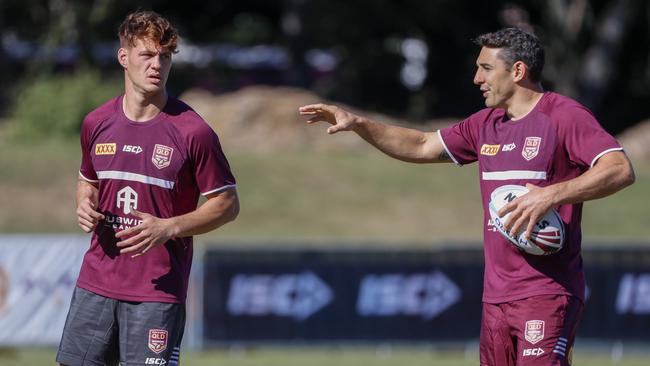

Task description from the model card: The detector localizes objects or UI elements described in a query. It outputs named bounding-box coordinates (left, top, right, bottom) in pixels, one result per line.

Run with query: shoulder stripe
left=482, top=170, right=547, bottom=181
left=590, top=147, right=624, bottom=168
left=436, top=130, right=461, bottom=166
left=79, top=171, right=99, bottom=183
left=97, top=170, right=175, bottom=189
left=202, top=184, right=237, bottom=196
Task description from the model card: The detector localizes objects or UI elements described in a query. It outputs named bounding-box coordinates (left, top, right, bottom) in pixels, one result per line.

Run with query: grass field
left=1, top=346, right=648, bottom=366
left=0, top=139, right=648, bottom=245
left=1, top=135, right=649, bottom=366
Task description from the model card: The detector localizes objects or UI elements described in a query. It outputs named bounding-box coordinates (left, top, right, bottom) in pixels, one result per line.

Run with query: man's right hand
left=299, top=104, right=362, bottom=134
left=76, top=198, right=104, bottom=233
left=76, top=179, right=104, bottom=233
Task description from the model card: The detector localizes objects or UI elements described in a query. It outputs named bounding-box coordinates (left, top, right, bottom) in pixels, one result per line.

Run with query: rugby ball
left=488, top=185, right=564, bottom=256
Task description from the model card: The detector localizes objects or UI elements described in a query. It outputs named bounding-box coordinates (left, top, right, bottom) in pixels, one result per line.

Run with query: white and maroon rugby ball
left=488, top=185, right=565, bottom=256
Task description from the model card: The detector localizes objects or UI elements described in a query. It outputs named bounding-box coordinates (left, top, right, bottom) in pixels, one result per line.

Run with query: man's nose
left=473, top=71, right=483, bottom=85
left=151, top=55, right=162, bottom=69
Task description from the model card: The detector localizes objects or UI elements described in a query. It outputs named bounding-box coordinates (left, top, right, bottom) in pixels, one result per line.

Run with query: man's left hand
left=497, top=183, right=557, bottom=240
left=115, top=209, right=176, bottom=258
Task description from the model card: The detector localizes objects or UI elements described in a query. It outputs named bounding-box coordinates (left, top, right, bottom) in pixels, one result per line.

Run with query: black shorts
left=56, top=287, right=185, bottom=366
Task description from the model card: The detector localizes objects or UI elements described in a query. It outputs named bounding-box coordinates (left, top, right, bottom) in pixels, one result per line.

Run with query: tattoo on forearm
left=438, top=150, right=452, bottom=162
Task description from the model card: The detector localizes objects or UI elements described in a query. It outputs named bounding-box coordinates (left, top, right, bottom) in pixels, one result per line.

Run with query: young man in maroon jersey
left=300, top=28, right=635, bottom=366
left=57, top=10, right=239, bottom=366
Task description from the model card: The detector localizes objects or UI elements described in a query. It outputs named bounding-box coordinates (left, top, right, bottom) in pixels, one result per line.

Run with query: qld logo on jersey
left=524, top=320, right=545, bottom=344
left=152, top=144, right=173, bottom=169
left=522, top=137, right=542, bottom=161
left=148, top=329, right=168, bottom=354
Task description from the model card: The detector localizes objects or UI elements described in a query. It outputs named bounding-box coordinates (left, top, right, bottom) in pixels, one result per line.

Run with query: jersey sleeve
left=79, top=115, right=98, bottom=182
left=438, top=112, right=483, bottom=165
left=189, top=125, right=236, bottom=196
left=557, top=106, right=623, bottom=168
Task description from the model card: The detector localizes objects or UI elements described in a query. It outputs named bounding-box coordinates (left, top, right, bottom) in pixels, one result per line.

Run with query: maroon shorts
left=479, top=294, right=584, bottom=366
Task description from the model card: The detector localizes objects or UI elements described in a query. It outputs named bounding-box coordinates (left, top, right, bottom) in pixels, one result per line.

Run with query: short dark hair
left=118, top=10, right=179, bottom=53
left=474, top=28, right=544, bottom=82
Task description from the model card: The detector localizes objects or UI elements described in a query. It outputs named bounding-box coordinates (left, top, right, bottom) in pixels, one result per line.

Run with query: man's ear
left=512, top=60, right=527, bottom=82
left=117, top=48, right=128, bottom=68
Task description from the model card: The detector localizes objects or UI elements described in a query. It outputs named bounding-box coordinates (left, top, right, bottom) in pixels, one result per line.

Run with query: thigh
left=506, top=295, right=584, bottom=366
left=480, top=302, right=516, bottom=366
left=118, top=301, right=186, bottom=366
left=56, top=287, right=120, bottom=366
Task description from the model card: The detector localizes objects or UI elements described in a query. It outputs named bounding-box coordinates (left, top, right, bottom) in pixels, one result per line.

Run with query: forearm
left=76, top=179, right=98, bottom=206
left=547, top=152, right=635, bottom=206
left=168, top=188, right=239, bottom=237
left=353, top=117, right=444, bottom=163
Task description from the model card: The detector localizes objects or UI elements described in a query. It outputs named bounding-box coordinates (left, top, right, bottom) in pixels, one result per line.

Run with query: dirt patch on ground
left=181, top=86, right=650, bottom=163
left=179, top=86, right=453, bottom=152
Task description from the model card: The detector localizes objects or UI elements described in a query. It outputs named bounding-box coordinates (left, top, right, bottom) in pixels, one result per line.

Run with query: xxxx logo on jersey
left=95, top=143, right=116, bottom=155
left=480, top=144, right=501, bottom=156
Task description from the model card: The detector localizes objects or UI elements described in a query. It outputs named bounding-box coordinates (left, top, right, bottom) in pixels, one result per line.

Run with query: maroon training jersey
left=77, top=95, right=236, bottom=303
left=439, top=92, right=623, bottom=303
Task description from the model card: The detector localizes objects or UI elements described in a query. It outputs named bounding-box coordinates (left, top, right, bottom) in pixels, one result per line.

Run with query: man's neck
left=505, top=84, right=545, bottom=121
left=122, top=87, right=168, bottom=122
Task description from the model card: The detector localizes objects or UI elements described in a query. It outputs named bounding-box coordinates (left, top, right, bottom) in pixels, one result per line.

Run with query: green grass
left=0, top=139, right=648, bottom=245
left=1, top=346, right=648, bottom=366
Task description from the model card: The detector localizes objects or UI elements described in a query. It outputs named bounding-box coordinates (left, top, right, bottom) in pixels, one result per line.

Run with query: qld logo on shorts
left=522, top=137, right=541, bottom=161
left=148, top=329, right=168, bottom=354
left=524, top=320, right=545, bottom=344
left=152, top=144, right=173, bottom=169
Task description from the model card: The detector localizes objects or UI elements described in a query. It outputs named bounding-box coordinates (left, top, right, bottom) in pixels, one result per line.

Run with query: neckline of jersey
left=117, top=94, right=170, bottom=127
left=501, top=91, right=549, bottom=125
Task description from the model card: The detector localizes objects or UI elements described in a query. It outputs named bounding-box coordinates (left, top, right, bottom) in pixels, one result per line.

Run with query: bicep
left=77, top=178, right=98, bottom=191
left=590, top=151, right=634, bottom=181
left=203, top=187, right=240, bottom=214
left=420, top=131, right=453, bottom=163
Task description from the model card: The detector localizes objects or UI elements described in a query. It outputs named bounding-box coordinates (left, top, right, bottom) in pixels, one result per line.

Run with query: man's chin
left=143, top=84, right=165, bottom=94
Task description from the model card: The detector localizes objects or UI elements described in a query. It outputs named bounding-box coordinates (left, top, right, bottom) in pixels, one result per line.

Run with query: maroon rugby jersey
left=77, top=95, right=236, bottom=303
left=439, top=92, right=622, bottom=303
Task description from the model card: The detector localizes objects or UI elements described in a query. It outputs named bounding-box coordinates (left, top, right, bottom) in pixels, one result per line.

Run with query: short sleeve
left=557, top=106, right=622, bottom=168
left=189, top=126, right=236, bottom=195
left=79, top=116, right=98, bottom=182
left=438, top=111, right=484, bottom=165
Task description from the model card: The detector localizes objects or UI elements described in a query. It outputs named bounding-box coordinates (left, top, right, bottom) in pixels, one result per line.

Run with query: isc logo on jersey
left=123, top=145, right=143, bottom=154
left=502, top=143, right=516, bottom=152
left=480, top=144, right=500, bottom=156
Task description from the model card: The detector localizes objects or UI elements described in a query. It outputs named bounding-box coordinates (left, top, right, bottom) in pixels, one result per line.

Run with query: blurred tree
left=0, top=0, right=648, bottom=132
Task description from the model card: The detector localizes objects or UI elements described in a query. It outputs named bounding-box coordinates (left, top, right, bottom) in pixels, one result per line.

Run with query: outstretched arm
left=499, top=151, right=635, bottom=239
left=115, top=187, right=239, bottom=257
left=299, top=103, right=453, bottom=163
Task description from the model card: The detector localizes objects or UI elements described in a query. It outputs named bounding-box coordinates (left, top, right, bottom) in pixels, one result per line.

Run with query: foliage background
left=0, top=0, right=649, bottom=136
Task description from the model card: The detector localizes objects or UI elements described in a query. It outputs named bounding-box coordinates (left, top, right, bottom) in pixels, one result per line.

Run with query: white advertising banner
left=0, top=235, right=88, bottom=346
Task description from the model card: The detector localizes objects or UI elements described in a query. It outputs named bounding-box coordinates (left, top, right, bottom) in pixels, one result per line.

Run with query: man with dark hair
left=474, top=28, right=545, bottom=83
left=300, top=27, right=635, bottom=366
left=57, top=10, right=239, bottom=366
